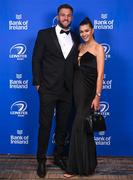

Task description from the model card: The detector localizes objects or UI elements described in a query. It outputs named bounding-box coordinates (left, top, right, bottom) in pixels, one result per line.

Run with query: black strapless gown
left=67, top=52, right=97, bottom=175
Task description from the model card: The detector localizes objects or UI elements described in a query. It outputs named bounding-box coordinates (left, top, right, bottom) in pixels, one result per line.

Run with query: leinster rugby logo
left=10, top=43, right=26, bottom=55
left=101, top=43, right=110, bottom=54
left=10, top=101, right=28, bottom=117
left=100, top=101, right=110, bottom=117
left=9, top=43, right=27, bottom=60
left=101, top=43, right=111, bottom=60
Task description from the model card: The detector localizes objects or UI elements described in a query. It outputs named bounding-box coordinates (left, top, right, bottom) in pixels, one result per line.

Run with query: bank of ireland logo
left=9, top=73, right=28, bottom=89
left=103, top=73, right=112, bottom=90
left=10, top=129, right=29, bottom=145
left=98, top=131, right=106, bottom=136
left=9, top=43, right=27, bottom=60
left=94, top=13, right=114, bottom=30
left=101, top=13, right=108, bottom=19
left=16, top=73, right=22, bottom=79
left=94, top=135, right=111, bottom=146
left=9, top=14, right=29, bottom=30
left=100, top=101, right=110, bottom=117
left=101, top=43, right=111, bottom=60
left=10, top=101, right=28, bottom=117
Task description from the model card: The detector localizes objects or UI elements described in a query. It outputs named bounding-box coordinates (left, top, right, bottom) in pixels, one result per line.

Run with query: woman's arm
left=91, top=44, right=104, bottom=110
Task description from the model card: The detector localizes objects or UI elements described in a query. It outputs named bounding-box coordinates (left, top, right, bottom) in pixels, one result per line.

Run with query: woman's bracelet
left=96, top=92, right=101, bottom=97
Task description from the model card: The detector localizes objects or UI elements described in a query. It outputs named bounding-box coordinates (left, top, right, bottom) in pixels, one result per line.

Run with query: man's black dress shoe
left=37, top=161, right=46, bottom=178
left=54, top=156, right=67, bottom=171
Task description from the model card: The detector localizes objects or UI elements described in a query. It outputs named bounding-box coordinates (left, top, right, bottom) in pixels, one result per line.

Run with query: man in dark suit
left=32, top=4, right=79, bottom=178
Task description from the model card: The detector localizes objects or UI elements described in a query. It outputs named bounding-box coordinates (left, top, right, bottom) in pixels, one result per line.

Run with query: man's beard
left=58, top=21, right=71, bottom=30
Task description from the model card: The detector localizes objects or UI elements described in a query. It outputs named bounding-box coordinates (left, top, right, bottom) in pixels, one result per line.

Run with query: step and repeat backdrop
left=0, top=0, right=133, bottom=156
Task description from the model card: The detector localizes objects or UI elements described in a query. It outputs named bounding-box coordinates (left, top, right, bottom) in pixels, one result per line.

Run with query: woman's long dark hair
left=79, top=17, right=93, bottom=28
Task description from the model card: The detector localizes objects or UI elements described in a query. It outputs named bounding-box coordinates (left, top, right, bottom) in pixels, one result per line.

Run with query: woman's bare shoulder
left=95, top=43, right=104, bottom=52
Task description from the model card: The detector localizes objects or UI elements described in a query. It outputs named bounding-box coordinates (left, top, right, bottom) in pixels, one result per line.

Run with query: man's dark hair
left=79, top=17, right=93, bottom=28
left=57, top=4, right=73, bottom=14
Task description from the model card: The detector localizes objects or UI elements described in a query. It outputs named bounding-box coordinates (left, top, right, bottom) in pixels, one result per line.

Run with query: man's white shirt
left=55, top=24, right=73, bottom=59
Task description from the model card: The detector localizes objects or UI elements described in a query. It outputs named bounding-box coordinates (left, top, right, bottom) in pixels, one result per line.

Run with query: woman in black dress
left=64, top=17, right=104, bottom=177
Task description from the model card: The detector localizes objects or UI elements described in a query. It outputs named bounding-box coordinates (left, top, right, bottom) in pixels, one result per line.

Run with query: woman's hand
left=91, top=96, right=100, bottom=111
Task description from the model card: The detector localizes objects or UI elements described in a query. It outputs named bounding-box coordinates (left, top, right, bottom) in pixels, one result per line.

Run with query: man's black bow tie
left=60, top=29, right=70, bottom=35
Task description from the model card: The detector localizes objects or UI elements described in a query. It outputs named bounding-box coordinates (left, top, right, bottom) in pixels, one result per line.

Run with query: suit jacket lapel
left=66, top=32, right=77, bottom=59
left=50, top=27, right=64, bottom=57
left=50, top=27, right=78, bottom=59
